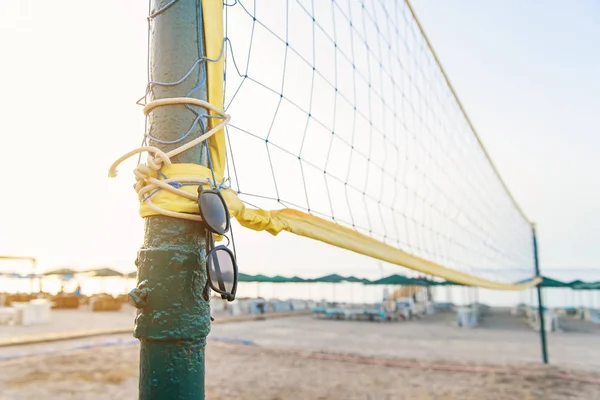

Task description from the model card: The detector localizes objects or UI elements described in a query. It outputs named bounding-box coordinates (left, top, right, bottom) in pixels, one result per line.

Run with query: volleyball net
left=113, top=0, right=539, bottom=290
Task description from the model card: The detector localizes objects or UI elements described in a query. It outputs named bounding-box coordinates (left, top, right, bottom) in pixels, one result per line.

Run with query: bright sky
left=1, top=1, right=597, bottom=283
left=410, top=0, right=600, bottom=280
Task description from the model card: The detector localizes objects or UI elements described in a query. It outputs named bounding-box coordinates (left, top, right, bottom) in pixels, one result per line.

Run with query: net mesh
left=221, top=0, right=534, bottom=283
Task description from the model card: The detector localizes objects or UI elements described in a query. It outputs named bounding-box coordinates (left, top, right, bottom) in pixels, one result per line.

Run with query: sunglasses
left=198, top=186, right=238, bottom=302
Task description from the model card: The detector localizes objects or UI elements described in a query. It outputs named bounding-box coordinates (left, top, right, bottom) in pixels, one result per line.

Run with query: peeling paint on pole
left=132, top=0, right=211, bottom=398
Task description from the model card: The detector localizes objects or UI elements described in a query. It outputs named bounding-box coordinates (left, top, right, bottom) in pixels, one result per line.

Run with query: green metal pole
left=532, top=224, right=549, bottom=364
left=129, top=1, right=210, bottom=398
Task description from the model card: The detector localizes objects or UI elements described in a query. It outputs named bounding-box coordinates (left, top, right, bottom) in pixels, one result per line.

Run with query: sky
left=0, top=0, right=598, bottom=285
left=410, top=0, right=600, bottom=280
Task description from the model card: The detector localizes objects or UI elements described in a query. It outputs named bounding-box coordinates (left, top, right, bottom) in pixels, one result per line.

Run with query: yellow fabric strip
left=139, top=164, right=541, bottom=291
left=202, top=0, right=227, bottom=179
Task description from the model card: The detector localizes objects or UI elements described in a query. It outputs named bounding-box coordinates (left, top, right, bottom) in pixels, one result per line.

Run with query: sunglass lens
left=200, top=191, right=228, bottom=234
left=208, top=248, right=236, bottom=295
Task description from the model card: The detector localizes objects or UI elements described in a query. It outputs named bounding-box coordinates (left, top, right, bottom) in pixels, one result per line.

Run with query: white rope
left=108, top=97, right=231, bottom=222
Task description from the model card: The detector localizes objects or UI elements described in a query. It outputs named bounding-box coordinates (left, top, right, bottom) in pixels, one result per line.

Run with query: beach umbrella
left=42, top=268, right=79, bottom=277
left=309, top=274, right=345, bottom=283
left=40, top=268, right=80, bottom=293
left=264, top=275, right=305, bottom=300
left=567, top=280, right=586, bottom=288
left=515, top=276, right=567, bottom=288
left=287, top=276, right=308, bottom=283
left=576, top=281, right=600, bottom=290
left=366, top=274, right=422, bottom=286
left=251, top=274, right=272, bottom=297
left=413, top=277, right=437, bottom=286
left=438, top=280, right=465, bottom=286
left=584, top=282, right=600, bottom=308
left=366, top=275, right=431, bottom=303
left=237, top=274, right=273, bottom=297
left=571, top=281, right=600, bottom=308
left=340, top=276, right=369, bottom=303
left=571, top=281, right=594, bottom=290
left=238, top=273, right=256, bottom=282
left=426, top=279, right=452, bottom=286
left=79, top=267, right=126, bottom=294
left=252, top=274, right=272, bottom=283
left=306, top=274, right=345, bottom=302
left=238, top=273, right=272, bottom=283
left=83, top=267, right=124, bottom=277
left=270, top=275, right=292, bottom=283
left=567, top=280, right=589, bottom=307
left=343, top=276, right=371, bottom=284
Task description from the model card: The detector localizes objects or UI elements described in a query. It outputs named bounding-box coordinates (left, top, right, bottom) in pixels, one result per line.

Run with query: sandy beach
left=1, top=307, right=600, bottom=399
left=2, top=339, right=600, bottom=400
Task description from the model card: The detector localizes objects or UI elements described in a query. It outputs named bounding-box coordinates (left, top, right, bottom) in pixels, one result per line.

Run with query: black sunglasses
left=198, top=187, right=231, bottom=236
left=198, top=186, right=238, bottom=302
left=204, top=231, right=238, bottom=302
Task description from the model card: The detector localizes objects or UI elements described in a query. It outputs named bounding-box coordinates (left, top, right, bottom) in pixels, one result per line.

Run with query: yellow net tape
left=108, top=0, right=541, bottom=291
left=109, top=148, right=540, bottom=290
left=203, top=0, right=227, bottom=179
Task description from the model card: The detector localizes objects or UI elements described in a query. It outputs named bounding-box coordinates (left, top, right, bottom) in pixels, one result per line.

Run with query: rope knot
left=108, top=97, right=231, bottom=222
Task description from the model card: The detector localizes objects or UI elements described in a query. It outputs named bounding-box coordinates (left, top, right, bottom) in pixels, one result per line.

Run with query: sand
left=0, top=306, right=135, bottom=341
left=209, top=310, right=600, bottom=370
left=1, top=308, right=600, bottom=399
left=1, top=341, right=600, bottom=400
